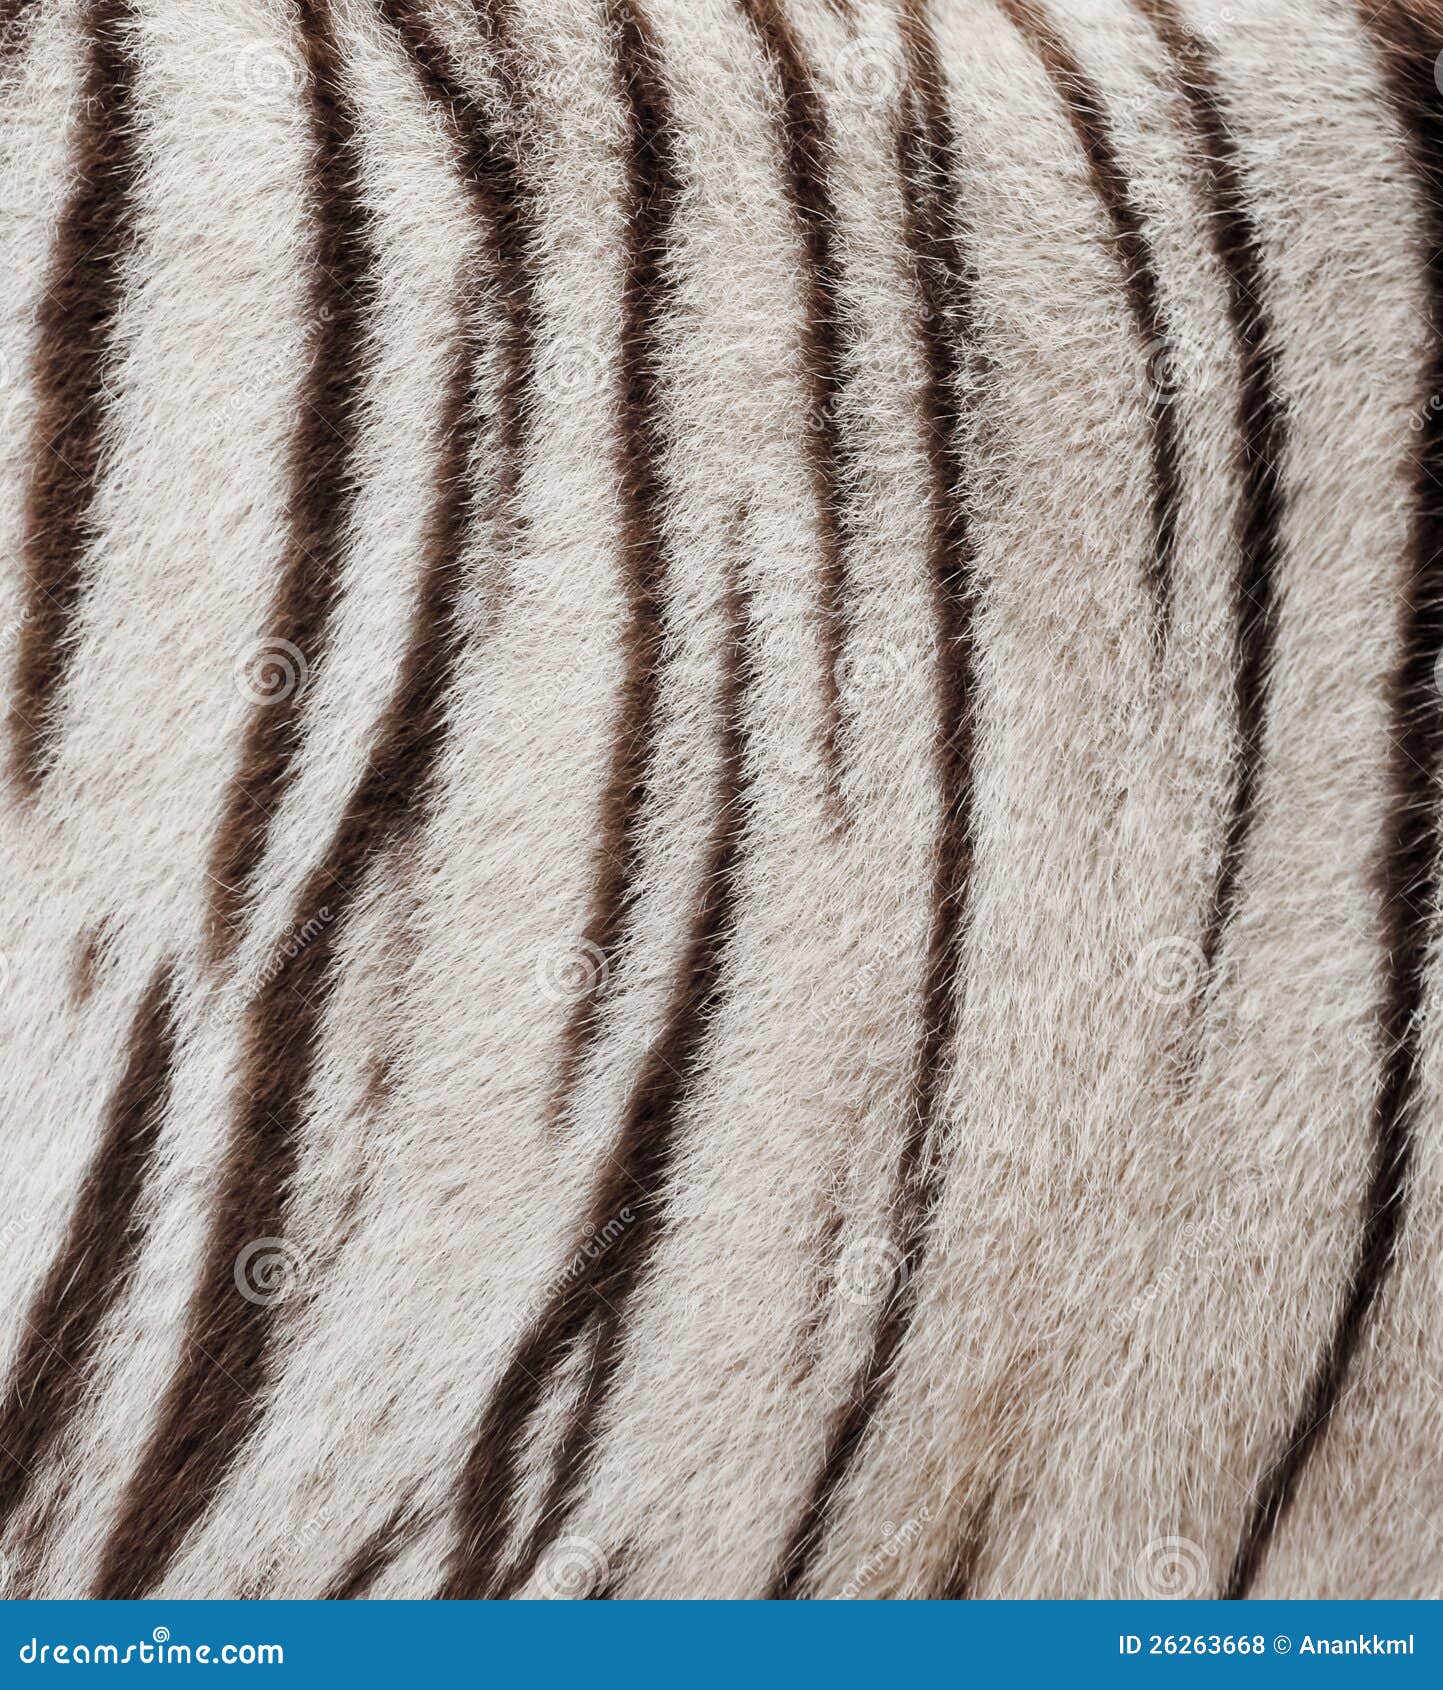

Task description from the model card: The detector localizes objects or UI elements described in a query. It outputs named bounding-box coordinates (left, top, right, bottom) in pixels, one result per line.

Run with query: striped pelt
left=1, top=0, right=1442, bottom=1602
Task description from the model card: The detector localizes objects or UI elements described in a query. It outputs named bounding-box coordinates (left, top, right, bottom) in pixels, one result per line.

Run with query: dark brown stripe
left=540, top=0, right=682, bottom=1145
left=736, top=0, right=854, bottom=815
left=439, top=505, right=751, bottom=1602
left=1130, top=0, right=1288, bottom=994
left=384, top=0, right=537, bottom=552
left=202, top=0, right=379, bottom=965
left=9, top=0, right=140, bottom=792
left=335, top=1316, right=598, bottom=1601
left=70, top=919, right=111, bottom=1006
left=0, top=964, right=178, bottom=1531
left=769, top=0, right=980, bottom=1599
left=92, top=0, right=534, bottom=1601
left=1224, top=1, right=1443, bottom=1598
left=994, top=0, right=1180, bottom=637
left=491, top=1306, right=609, bottom=1597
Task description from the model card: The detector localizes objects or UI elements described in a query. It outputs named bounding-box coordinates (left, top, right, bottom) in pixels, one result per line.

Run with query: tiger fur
left=0, top=0, right=1441, bottom=1601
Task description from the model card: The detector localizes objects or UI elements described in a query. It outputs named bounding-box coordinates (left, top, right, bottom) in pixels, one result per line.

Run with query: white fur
left=0, top=0, right=1439, bottom=1600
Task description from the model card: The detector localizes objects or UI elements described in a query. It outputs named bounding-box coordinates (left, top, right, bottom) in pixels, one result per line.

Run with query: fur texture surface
left=1, top=0, right=1442, bottom=1600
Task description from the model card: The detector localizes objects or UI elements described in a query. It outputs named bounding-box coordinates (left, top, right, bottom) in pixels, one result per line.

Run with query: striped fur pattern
left=0, top=0, right=1441, bottom=1600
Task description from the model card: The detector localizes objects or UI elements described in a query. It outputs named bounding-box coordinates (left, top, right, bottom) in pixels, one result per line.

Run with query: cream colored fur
left=0, top=0, right=1440, bottom=1600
